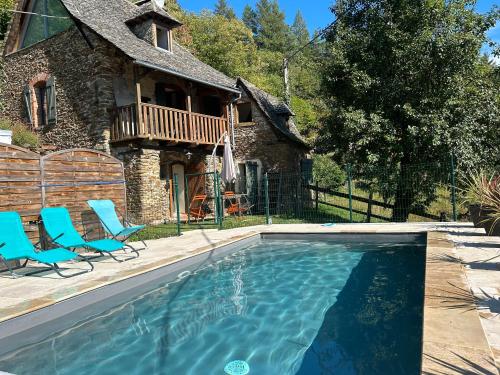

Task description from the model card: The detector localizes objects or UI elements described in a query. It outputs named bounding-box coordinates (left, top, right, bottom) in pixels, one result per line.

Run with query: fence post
left=277, top=172, right=283, bottom=216
left=347, top=164, right=353, bottom=223
left=450, top=153, right=457, bottom=222
left=173, top=174, right=181, bottom=236
left=264, top=173, right=270, bottom=225
left=347, top=164, right=352, bottom=223
left=216, top=172, right=223, bottom=230
left=315, top=181, right=319, bottom=212
left=366, top=191, right=373, bottom=223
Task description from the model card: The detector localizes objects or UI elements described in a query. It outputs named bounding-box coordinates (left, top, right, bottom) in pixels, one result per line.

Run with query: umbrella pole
left=210, top=131, right=228, bottom=225
left=210, top=131, right=228, bottom=174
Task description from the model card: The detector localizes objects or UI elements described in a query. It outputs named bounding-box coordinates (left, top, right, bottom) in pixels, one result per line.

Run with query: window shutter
left=46, top=76, right=57, bottom=124
left=23, top=85, right=33, bottom=124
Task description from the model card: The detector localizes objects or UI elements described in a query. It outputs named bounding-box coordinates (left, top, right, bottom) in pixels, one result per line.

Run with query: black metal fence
left=128, top=159, right=460, bottom=241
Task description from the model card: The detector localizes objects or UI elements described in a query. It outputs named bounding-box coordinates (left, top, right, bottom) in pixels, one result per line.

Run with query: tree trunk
left=392, top=163, right=414, bottom=222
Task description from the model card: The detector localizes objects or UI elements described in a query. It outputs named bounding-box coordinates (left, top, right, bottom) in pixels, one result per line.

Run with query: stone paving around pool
left=0, top=222, right=498, bottom=375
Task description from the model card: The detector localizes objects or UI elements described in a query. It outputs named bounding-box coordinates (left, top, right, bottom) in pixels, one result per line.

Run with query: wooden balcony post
left=136, top=83, right=142, bottom=135
left=187, top=94, right=195, bottom=143
left=222, top=104, right=229, bottom=143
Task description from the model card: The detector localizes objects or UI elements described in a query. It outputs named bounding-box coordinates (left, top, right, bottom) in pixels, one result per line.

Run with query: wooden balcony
left=111, top=103, right=229, bottom=146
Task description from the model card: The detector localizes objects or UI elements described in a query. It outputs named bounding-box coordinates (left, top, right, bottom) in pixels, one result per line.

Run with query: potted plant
left=459, top=171, right=490, bottom=227
left=481, top=175, right=500, bottom=236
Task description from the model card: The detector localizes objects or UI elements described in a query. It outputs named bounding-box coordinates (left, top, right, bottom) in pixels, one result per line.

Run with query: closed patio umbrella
left=221, top=134, right=236, bottom=184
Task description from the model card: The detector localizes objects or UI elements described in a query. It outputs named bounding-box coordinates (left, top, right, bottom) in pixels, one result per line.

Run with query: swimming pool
left=0, top=234, right=426, bottom=375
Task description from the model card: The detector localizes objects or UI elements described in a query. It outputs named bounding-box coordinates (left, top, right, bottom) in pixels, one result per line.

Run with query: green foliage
left=214, top=0, right=236, bottom=20
left=0, top=0, right=13, bottom=40
left=0, top=118, right=39, bottom=149
left=181, top=11, right=259, bottom=79
left=313, top=154, right=346, bottom=190
left=320, top=0, right=499, bottom=169
left=290, top=96, right=318, bottom=142
left=164, top=0, right=183, bottom=19
left=318, top=0, right=500, bottom=220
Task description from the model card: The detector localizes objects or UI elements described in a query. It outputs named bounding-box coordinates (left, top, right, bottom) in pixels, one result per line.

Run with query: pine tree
left=291, top=10, right=309, bottom=47
left=242, top=5, right=258, bottom=34
left=214, top=0, right=236, bottom=20
left=254, top=0, right=291, bottom=52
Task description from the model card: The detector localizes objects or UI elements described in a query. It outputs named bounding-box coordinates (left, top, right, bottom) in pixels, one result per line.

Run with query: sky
left=178, top=0, right=499, bottom=56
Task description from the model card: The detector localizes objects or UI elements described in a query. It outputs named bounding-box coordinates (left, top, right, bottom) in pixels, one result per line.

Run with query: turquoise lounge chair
left=87, top=200, right=146, bottom=250
left=0, top=212, right=93, bottom=278
left=40, top=207, right=138, bottom=262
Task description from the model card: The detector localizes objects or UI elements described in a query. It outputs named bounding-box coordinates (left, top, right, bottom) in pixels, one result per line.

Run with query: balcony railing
left=111, top=103, right=229, bottom=145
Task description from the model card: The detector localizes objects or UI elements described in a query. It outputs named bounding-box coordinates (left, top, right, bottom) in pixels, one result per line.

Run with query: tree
left=291, top=10, right=309, bottom=47
left=214, top=0, right=236, bottom=20
left=319, top=0, right=499, bottom=221
left=242, top=5, right=257, bottom=34
left=182, top=11, right=259, bottom=79
left=0, top=0, right=13, bottom=40
left=254, top=0, right=291, bottom=52
left=164, top=0, right=183, bottom=19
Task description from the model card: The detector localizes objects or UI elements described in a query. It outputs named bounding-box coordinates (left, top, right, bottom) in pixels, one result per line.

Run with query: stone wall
left=233, top=92, right=308, bottom=174
left=131, top=20, right=155, bottom=45
left=114, top=146, right=170, bottom=224
left=1, top=26, right=124, bottom=152
left=114, top=144, right=212, bottom=224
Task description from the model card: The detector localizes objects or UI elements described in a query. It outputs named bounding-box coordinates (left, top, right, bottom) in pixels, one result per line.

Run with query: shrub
left=312, top=154, right=346, bottom=190
left=0, top=118, right=39, bottom=149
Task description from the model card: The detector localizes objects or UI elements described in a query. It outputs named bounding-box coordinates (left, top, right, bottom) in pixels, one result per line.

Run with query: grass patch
left=0, top=118, right=39, bottom=149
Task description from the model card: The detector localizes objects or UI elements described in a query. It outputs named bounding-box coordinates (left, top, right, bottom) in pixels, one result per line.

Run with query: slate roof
left=60, top=0, right=239, bottom=93
left=237, top=78, right=309, bottom=148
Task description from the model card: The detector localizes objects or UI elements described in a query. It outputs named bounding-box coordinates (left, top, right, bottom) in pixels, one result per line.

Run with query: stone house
left=232, top=78, right=310, bottom=194
left=1, top=0, right=310, bottom=222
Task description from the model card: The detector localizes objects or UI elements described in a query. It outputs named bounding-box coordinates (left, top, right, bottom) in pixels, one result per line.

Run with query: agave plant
left=458, top=170, right=494, bottom=207
left=482, top=175, right=500, bottom=236
left=458, top=171, right=500, bottom=232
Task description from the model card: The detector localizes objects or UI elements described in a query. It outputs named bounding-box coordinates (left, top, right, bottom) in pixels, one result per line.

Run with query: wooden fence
left=0, top=144, right=42, bottom=241
left=308, top=184, right=442, bottom=222
left=0, top=145, right=126, bottom=245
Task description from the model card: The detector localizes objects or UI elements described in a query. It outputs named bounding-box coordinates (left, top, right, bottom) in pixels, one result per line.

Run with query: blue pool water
left=0, top=237, right=425, bottom=375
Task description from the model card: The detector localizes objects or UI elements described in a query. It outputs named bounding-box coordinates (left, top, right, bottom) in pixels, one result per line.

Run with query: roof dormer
left=127, top=0, right=182, bottom=52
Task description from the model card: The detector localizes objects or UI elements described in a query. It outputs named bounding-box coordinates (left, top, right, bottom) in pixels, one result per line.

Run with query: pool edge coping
left=421, top=231, right=498, bottom=375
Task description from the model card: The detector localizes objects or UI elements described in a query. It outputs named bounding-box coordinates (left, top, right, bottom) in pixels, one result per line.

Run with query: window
left=34, top=82, right=48, bottom=127
left=23, top=75, right=57, bottom=128
left=156, top=25, right=171, bottom=51
left=21, top=0, right=73, bottom=49
left=237, top=102, right=252, bottom=123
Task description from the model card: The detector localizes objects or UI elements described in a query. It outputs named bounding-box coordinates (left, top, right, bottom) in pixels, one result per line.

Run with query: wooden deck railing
left=112, top=103, right=229, bottom=145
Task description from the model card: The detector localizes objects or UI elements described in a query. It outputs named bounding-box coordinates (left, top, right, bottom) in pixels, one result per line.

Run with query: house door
left=172, top=164, right=186, bottom=215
